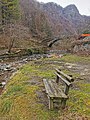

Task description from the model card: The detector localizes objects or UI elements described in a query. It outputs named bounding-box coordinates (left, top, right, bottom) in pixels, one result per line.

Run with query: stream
left=1, top=53, right=90, bottom=95
left=0, top=54, right=49, bottom=95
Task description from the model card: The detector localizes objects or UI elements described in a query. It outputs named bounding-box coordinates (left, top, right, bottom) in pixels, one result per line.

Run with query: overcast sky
left=37, top=0, right=90, bottom=16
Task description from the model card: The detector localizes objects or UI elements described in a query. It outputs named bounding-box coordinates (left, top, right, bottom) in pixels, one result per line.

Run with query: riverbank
left=0, top=54, right=50, bottom=95
left=0, top=54, right=90, bottom=119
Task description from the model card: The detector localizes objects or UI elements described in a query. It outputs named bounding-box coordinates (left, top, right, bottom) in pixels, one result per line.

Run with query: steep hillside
left=41, top=2, right=90, bottom=35
left=20, top=0, right=52, bottom=39
left=0, top=0, right=90, bottom=52
left=19, top=1, right=90, bottom=38
left=41, top=3, right=77, bottom=37
left=62, top=4, right=90, bottom=33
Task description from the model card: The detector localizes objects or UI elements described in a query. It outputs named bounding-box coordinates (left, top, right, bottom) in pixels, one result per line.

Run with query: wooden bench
left=43, top=68, right=74, bottom=110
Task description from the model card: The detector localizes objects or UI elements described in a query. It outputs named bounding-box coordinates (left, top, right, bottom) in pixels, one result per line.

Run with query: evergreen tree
left=1, top=0, right=19, bottom=25
left=0, top=0, right=20, bottom=53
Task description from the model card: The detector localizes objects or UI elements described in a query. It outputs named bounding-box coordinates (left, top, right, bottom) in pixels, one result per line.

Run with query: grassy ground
left=60, top=54, right=90, bottom=63
left=44, top=54, right=90, bottom=64
left=0, top=54, right=90, bottom=120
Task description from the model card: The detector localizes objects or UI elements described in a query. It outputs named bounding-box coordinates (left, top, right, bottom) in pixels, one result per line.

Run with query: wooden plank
left=61, top=98, right=67, bottom=109
left=56, top=75, right=59, bottom=83
left=48, top=80, right=59, bottom=97
left=48, top=80, right=68, bottom=98
left=55, top=72, right=71, bottom=86
left=51, top=80, right=68, bottom=98
left=55, top=68, right=74, bottom=82
left=43, top=79, right=54, bottom=98
left=49, top=97, right=54, bottom=110
left=64, top=85, right=70, bottom=95
left=43, top=79, right=68, bottom=98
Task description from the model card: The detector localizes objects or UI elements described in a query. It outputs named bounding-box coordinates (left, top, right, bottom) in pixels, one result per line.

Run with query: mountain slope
left=41, top=2, right=90, bottom=36
left=41, top=2, right=77, bottom=37
left=0, top=0, right=90, bottom=50
left=62, top=4, right=90, bottom=33
left=19, top=1, right=90, bottom=39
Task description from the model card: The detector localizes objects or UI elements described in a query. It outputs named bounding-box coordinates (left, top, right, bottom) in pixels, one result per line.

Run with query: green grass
left=0, top=55, right=90, bottom=120
left=1, top=99, right=13, bottom=114
left=67, top=85, right=90, bottom=118
left=60, top=54, right=90, bottom=63
left=0, top=61, right=58, bottom=120
left=44, top=54, right=90, bottom=63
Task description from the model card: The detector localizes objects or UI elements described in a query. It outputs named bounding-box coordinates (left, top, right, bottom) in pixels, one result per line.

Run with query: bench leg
left=49, top=98, right=54, bottom=110
left=61, top=98, right=67, bottom=109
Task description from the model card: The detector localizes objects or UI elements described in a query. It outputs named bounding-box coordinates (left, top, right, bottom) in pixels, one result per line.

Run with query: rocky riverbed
left=1, top=53, right=90, bottom=95
left=0, top=54, right=50, bottom=94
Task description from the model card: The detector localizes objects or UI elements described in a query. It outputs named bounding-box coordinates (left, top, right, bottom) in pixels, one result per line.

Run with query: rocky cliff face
left=20, top=0, right=90, bottom=39
left=62, top=4, right=90, bottom=33
left=41, top=3, right=77, bottom=37
left=40, top=2, right=90, bottom=36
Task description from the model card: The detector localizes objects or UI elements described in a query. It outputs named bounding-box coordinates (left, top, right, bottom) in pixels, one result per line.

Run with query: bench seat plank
left=43, top=79, right=68, bottom=99
left=43, top=79, right=54, bottom=98
left=50, top=80, right=68, bottom=99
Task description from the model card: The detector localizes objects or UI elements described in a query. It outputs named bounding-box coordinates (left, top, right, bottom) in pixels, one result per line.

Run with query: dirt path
left=63, top=62, right=90, bottom=83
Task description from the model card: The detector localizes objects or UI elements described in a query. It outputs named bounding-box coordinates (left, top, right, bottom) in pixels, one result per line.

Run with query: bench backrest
left=55, top=68, right=74, bottom=95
